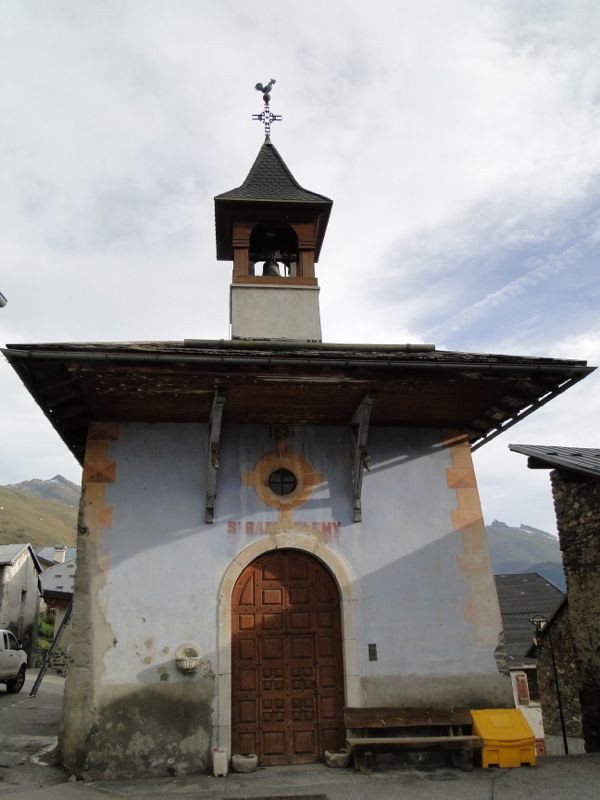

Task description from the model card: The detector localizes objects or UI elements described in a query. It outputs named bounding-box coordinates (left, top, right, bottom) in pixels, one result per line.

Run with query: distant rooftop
left=495, top=573, right=565, bottom=665
left=0, top=543, right=42, bottom=573
left=41, top=558, right=76, bottom=600
left=36, top=546, right=77, bottom=565
left=509, top=444, right=600, bottom=479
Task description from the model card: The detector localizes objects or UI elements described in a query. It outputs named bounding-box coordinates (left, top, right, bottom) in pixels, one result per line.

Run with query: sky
left=1, top=0, right=599, bottom=534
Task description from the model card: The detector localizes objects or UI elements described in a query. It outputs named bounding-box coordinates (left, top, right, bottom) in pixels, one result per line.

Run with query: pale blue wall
left=99, top=422, right=502, bottom=689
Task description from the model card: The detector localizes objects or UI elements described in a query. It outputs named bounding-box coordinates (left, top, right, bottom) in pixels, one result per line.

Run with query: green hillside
left=0, top=486, right=77, bottom=547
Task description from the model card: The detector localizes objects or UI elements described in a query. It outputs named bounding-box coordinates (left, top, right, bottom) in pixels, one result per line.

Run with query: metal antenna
left=252, top=78, right=282, bottom=140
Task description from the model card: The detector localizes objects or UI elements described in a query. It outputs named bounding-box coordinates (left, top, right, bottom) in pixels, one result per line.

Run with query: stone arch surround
left=214, top=532, right=359, bottom=755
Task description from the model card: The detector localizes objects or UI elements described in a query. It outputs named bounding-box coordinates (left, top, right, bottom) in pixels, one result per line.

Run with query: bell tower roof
left=214, top=140, right=332, bottom=261
left=216, top=140, right=332, bottom=204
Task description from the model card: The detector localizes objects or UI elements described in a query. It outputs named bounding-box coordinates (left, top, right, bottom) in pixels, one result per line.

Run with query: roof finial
left=252, top=78, right=282, bottom=141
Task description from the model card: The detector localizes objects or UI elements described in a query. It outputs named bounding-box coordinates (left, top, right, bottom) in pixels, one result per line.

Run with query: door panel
left=232, top=550, right=345, bottom=765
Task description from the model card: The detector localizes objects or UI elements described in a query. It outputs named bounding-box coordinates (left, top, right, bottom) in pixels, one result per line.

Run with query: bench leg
left=360, top=751, right=373, bottom=775
left=451, top=747, right=474, bottom=772
left=353, top=748, right=372, bottom=775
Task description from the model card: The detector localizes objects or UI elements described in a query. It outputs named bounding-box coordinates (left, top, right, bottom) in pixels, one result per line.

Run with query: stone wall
left=537, top=603, right=582, bottom=749
left=551, top=470, right=600, bottom=751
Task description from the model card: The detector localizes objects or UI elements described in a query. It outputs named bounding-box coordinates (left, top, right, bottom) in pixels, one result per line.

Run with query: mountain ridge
left=8, top=474, right=80, bottom=507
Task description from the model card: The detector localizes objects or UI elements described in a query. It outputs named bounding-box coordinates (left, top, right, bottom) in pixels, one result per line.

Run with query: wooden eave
left=3, top=340, right=593, bottom=466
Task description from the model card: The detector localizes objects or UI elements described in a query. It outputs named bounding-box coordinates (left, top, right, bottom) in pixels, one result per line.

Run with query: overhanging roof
left=509, top=444, right=600, bottom=478
left=2, top=339, right=594, bottom=465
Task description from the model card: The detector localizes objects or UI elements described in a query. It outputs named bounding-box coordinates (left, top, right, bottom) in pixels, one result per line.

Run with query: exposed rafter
left=470, top=378, right=581, bottom=452
left=2, top=341, right=592, bottom=467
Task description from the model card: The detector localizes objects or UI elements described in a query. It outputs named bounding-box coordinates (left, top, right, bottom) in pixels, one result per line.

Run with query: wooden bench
left=344, top=706, right=483, bottom=773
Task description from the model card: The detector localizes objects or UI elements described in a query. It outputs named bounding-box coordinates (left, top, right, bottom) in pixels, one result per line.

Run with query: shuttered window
left=516, top=673, right=530, bottom=705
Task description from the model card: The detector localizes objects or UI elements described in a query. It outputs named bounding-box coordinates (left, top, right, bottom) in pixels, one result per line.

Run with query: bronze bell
left=262, top=259, right=281, bottom=277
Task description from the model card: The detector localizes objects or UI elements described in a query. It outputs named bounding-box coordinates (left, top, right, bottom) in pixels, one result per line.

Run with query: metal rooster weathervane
left=253, top=79, right=282, bottom=139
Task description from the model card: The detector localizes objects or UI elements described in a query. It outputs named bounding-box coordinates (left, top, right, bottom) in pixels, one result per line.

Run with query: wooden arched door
left=232, top=550, right=345, bottom=765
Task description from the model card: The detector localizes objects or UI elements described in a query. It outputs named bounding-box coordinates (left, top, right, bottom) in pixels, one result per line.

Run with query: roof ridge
left=243, top=141, right=303, bottom=191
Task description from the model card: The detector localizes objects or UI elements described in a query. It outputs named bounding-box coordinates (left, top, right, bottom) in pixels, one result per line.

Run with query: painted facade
left=59, top=421, right=510, bottom=777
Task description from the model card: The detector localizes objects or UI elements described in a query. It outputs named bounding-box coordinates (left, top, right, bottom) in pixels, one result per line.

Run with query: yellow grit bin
left=471, top=709, right=536, bottom=768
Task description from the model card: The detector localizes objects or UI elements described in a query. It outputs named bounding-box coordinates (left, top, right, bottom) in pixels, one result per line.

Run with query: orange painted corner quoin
left=231, top=550, right=345, bottom=766
left=82, top=422, right=118, bottom=531
left=443, top=431, right=500, bottom=648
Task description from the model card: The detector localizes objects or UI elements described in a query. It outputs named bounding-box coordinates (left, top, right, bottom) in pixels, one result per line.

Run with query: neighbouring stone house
left=3, top=106, right=595, bottom=778
left=0, top=543, right=42, bottom=654
left=510, top=444, right=600, bottom=753
left=529, top=598, right=585, bottom=755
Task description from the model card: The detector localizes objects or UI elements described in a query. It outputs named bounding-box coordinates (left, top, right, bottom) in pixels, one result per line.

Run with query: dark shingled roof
left=509, top=444, right=600, bottom=479
left=495, top=573, right=565, bottom=665
left=215, top=140, right=332, bottom=204
left=41, top=558, right=76, bottom=601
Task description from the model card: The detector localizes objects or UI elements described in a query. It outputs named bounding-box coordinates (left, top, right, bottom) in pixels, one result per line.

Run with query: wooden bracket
left=206, top=390, right=226, bottom=524
left=350, top=393, right=374, bottom=522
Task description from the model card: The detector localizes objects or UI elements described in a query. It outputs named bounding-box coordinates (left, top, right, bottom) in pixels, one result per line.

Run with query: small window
left=268, top=468, right=297, bottom=496
left=516, top=673, right=530, bottom=705
left=8, top=633, right=20, bottom=651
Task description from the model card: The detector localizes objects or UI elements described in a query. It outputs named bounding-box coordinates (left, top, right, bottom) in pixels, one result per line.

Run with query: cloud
left=1, top=0, right=599, bottom=540
left=424, top=243, right=578, bottom=341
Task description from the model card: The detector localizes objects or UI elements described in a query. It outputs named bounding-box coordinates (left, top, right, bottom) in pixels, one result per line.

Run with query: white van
left=0, top=629, right=27, bottom=693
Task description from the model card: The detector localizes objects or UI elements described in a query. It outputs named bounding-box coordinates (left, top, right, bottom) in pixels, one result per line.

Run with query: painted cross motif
left=253, top=78, right=283, bottom=139
left=242, top=437, right=324, bottom=528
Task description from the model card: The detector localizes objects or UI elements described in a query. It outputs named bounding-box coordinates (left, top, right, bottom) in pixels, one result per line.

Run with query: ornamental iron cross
left=253, top=78, right=282, bottom=139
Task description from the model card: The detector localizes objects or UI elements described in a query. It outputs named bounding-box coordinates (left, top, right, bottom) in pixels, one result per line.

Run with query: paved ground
left=1, top=671, right=599, bottom=799
left=0, top=670, right=66, bottom=792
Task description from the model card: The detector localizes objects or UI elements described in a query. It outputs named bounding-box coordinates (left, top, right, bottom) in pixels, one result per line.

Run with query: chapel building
left=3, top=97, right=594, bottom=778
